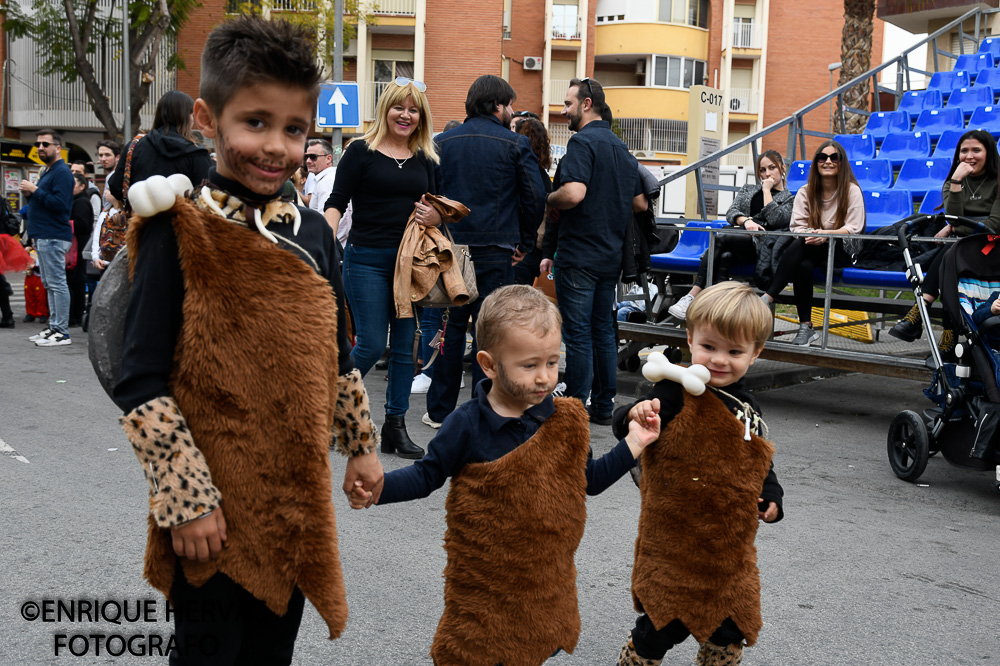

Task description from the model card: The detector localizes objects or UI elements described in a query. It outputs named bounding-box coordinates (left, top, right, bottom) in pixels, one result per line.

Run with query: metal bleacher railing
left=621, top=6, right=1000, bottom=379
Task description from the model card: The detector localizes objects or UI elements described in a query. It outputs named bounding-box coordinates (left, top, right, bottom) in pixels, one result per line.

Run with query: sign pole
left=331, top=0, right=344, bottom=164
left=123, top=0, right=130, bottom=141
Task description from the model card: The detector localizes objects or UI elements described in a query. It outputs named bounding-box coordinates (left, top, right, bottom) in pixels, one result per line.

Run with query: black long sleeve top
left=113, top=169, right=354, bottom=414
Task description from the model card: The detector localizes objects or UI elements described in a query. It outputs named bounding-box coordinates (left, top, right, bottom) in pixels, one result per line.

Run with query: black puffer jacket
left=107, top=125, right=212, bottom=202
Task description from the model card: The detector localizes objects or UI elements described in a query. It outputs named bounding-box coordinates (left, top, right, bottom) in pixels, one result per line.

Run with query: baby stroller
left=886, top=215, right=1000, bottom=491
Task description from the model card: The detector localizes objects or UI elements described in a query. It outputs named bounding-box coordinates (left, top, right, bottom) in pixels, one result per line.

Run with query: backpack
left=65, top=219, right=78, bottom=270
left=99, top=133, right=143, bottom=262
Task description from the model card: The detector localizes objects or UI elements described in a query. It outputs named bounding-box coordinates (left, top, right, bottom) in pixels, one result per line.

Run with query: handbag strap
left=120, top=133, right=145, bottom=205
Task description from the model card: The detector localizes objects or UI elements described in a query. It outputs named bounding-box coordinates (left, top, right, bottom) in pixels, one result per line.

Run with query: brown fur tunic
left=631, top=389, right=774, bottom=646
left=430, top=398, right=591, bottom=666
left=127, top=200, right=348, bottom=639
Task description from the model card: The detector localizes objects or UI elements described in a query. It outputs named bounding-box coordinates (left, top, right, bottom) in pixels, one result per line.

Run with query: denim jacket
left=434, top=115, right=546, bottom=249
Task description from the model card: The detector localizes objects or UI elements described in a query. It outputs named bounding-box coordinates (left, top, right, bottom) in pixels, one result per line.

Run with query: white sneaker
left=35, top=331, right=71, bottom=347
left=411, top=372, right=432, bottom=394
left=667, top=293, right=695, bottom=320
left=551, top=382, right=567, bottom=397
left=460, top=373, right=465, bottom=389
left=422, top=412, right=442, bottom=429
left=29, top=328, right=53, bottom=342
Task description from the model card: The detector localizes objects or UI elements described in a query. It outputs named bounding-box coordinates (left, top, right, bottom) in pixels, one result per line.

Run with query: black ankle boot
left=381, top=415, right=424, bottom=459
left=888, top=303, right=923, bottom=342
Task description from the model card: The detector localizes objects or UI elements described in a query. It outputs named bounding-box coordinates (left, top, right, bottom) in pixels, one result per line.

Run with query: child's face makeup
left=483, top=326, right=561, bottom=412
left=686, top=324, right=761, bottom=388
left=194, top=83, right=312, bottom=197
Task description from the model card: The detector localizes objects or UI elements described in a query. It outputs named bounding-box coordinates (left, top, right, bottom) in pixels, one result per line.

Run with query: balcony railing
left=732, top=21, right=761, bottom=49
left=728, top=88, right=760, bottom=114
left=366, top=81, right=391, bottom=121
left=7, top=34, right=175, bottom=131
left=549, top=123, right=573, bottom=148
left=616, top=117, right=687, bottom=154
left=552, top=16, right=582, bottom=40
left=372, top=0, right=415, bottom=15
left=549, top=79, right=571, bottom=105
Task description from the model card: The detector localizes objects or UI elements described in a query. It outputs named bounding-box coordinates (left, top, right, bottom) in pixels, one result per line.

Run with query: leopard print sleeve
left=120, top=396, right=222, bottom=528
left=332, top=368, right=380, bottom=457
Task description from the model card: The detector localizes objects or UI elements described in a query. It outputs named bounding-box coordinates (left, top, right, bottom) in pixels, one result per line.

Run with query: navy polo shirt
left=378, top=380, right=636, bottom=504
left=553, top=120, right=642, bottom=278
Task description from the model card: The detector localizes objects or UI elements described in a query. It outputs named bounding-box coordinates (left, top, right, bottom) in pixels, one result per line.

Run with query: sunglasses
left=34, top=141, right=53, bottom=149
left=816, top=152, right=841, bottom=163
left=304, top=154, right=325, bottom=161
left=579, top=77, right=595, bottom=100
left=394, top=76, right=427, bottom=93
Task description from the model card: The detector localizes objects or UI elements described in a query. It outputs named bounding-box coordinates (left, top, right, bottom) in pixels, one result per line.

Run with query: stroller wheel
left=887, top=410, right=930, bottom=482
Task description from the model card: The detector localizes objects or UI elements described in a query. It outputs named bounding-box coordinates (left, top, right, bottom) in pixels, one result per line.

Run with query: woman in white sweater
left=761, top=140, right=865, bottom=345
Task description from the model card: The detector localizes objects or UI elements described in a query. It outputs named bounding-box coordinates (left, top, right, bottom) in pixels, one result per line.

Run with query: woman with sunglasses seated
left=324, top=77, right=439, bottom=459
left=889, top=129, right=1000, bottom=356
left=761, top=140, right=865, bottom=346
left=668, top=149, right=793, bottom=320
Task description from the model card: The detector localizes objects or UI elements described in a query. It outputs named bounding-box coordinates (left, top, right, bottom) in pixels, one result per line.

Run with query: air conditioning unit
left=634, top=150, right=655, bottom=159
left=636, top=59, right=646, bottom=75
left=523, top=56, right=543, bottom=71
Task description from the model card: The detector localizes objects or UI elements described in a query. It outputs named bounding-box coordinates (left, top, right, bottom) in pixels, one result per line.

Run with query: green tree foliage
left=0, top=0, right=198, bottom=142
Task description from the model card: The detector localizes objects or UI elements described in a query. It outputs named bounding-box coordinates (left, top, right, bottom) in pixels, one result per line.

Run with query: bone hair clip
left=641, top=351, right=711, bottom=396
left=128, top=174, right=194, bottom=218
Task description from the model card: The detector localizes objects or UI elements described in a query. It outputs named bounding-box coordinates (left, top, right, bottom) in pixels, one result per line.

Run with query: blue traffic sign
left=317, top=82, right=360, bottom=128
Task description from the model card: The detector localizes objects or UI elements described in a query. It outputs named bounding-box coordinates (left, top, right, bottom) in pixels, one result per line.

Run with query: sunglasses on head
left=579, top=77, right=595, bottom=100
left=34, top=141, right=53, bottom=149
left=816, top=151, right=840, bottom=163
left=394, top=76, right=427, bottom=93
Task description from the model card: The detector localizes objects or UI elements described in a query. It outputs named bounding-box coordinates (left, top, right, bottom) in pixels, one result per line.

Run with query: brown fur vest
left=631, top=389, right=774, bottom=646
left=430, top=398, right=591, bottom=666
left=127, top=199, right=348, bottom=638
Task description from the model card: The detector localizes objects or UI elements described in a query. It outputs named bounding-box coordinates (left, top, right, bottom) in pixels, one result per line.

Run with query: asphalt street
left=1, top=319, right=999, bottom=665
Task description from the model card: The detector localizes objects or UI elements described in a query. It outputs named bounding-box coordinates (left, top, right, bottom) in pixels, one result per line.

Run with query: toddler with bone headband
left=612, top=281, right=785, bottom=666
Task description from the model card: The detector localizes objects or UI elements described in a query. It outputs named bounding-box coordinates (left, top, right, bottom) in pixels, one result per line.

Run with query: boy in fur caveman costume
left=113, top=18, right=384, bottom=664
left=350, top=285, right=661, bottom=665
left=613, top=282, right=784, bottom=666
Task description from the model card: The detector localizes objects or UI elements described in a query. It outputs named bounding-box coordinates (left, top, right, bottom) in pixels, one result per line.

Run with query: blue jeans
left=555, top=265, right=618, bottom=417
left=418, top=307, right=444, bottom=376
left=343, top=244, right=416, bottom=417
left=426, top=246, right=514, bottom=422
left=35, top=238, right=72, bottom=335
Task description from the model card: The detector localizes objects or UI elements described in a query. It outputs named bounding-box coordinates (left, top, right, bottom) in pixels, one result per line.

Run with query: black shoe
left=588, top=410, right=612, bottom=426
left=0, top=317, right=13, bottom=329
left=380, top=415, right=424, bottom=459
left=23, top=314, right=35, bottom=323
left=888, top=304, right=922, bottom=342
left=82, top=311, right=89, bottom=333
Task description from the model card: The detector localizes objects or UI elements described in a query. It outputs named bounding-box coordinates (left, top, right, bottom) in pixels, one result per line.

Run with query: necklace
left=384, top=143, right=411, bottom=169
left=967, top=175, right=987, bottom=201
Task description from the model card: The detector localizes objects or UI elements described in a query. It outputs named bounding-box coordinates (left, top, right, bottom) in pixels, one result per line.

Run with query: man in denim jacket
left=541, top=78, right=647, bottom=424
left=421, top=75, right=547, bottom=429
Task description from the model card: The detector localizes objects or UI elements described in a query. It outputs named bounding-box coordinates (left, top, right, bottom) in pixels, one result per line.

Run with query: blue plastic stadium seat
left=786, top=160, right=809, bottom=193
left=897, top=90, right=944, bottom=116
left=919, top=188, right=944, bottom=214
left=955, top=52, right=994, bottom=75
left=863, top=190, right=914, bottom=231
left=864, top=111, right=910, bottom=143
left=968, top=104, right=1000, bottom=137
left=927, top=70, right=972, bottom=100
left=834, top=133, right=877, bottom=160
left=932, top=129, right=964, bottom=158
left=946, top=86, right=995, bottom=117
left=877, top=131, right=932, bottom=168
left=840, top=267, right=911, bottom=289
left=913, top=107, right=966, bottom=140
left=649, top=220, right=728, bottom=272
left=892, top=157, right=952, bottom=197
left=972, top=68, right=1000, bottom=99
left=849, top=159, right=894, bottom=191
left=979, top=37, right=1000, bottom=58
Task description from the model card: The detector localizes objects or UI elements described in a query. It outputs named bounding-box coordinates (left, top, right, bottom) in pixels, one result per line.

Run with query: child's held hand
left=349, top=480, right=373, bottom=510
left=625, top=399, right=661, bottom=456
left=991, top=298, right=1000, bottom=315
left=758, top=499, right=779, bottom=523
left=171, top=506, right=227, bottom=562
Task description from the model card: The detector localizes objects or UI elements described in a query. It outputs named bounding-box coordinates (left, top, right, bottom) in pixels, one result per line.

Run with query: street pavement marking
left=0, top=437, right=30, bottom=464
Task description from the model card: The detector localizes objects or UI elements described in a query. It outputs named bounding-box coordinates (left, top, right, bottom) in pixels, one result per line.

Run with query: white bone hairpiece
left=292, top=205, right=301, bottom=236
left=253, top=207, right=279, bottom=244
left=200, top=186, right=227, bottom=217
left=642, top=351, right=711, bottom=396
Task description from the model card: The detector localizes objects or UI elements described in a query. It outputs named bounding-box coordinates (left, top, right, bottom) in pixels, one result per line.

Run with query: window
left=658, top=0, right=709, bottom=29
left=658, top=0, right=671, bottom=22
left=652, top=55, right=707, bottom=89
left=552, top=5, right=580, bottom=38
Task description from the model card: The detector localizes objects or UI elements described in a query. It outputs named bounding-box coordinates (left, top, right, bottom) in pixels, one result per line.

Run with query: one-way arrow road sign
left=317, top=82, right=360, bottom=128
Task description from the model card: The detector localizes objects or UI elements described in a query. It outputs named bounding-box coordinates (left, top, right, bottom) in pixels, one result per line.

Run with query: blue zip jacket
left=26, top=159, right=74, bottom=242
left=434, top=115, right=546, bottom=249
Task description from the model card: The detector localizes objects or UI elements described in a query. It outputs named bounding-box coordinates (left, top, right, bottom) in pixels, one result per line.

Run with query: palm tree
left=835, top=0, right=877, bottom=134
